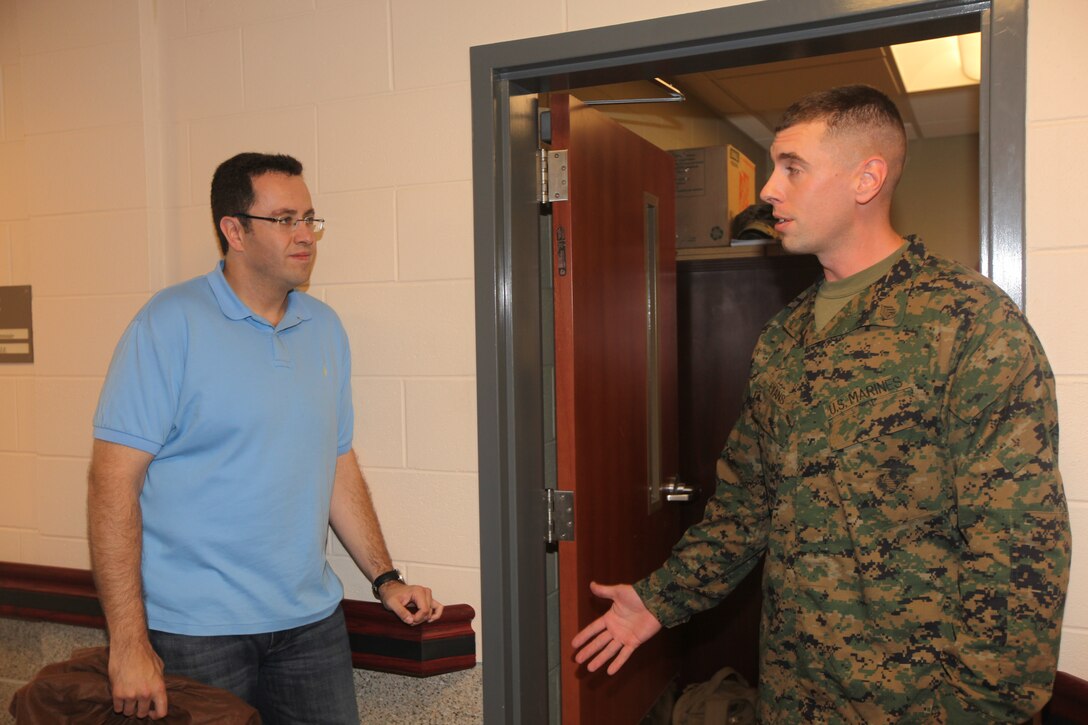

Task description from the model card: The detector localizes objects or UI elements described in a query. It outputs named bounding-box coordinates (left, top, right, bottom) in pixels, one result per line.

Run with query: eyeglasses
left=233, top=213, right=325, bottom=234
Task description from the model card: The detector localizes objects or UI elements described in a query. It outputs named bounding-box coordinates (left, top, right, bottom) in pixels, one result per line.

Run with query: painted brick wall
left=0, top=0, right=1084, bottom=691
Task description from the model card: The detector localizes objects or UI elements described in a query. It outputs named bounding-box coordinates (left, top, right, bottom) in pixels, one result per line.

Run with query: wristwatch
left=371, top=569, right=404, bottom=599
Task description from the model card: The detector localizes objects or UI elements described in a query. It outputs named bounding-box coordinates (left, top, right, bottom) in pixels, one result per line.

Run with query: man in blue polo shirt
left=87, top=152, right=441, bottom=724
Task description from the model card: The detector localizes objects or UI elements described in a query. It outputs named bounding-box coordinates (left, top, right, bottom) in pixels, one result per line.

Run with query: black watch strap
left=371, top=569, right=404, bottom=598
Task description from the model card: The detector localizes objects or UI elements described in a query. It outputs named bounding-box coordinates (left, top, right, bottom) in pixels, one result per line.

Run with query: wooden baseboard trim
left=342, top=599, right=477, bottom=677
left=0, top=561, right=475, bottom=677
left=1045, top=670, right=1088, bottom=724
left=0, top=562, right=103, bottom=628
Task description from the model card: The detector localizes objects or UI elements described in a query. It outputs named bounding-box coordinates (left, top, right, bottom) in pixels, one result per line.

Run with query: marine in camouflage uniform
left=635, top=238, right=1070, bottom=723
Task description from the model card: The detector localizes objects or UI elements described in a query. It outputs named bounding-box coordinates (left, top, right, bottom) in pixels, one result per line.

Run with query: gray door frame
left=471, top=1, right=1026, bottom=722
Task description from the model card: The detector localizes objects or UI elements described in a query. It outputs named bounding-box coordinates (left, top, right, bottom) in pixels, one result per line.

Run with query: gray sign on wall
left=0, top=286, right=33, bottom=363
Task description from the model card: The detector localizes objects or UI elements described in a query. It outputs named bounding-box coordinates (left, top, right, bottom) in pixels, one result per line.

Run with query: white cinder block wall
left=1026, top=0, right=1088, bottom=679
left=0, top=0, right=1085, bottom=693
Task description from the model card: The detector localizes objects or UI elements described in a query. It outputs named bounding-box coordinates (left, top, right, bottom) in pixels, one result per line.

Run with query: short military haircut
left=210, top=152, right=304, bottom=255
left=777, top=85, right=908, bottom=187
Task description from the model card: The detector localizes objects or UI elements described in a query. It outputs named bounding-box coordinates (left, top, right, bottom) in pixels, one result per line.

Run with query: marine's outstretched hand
left=571, top=582, right=662, bottom=675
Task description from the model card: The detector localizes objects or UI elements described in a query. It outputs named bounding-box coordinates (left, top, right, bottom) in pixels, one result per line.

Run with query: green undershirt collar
left=814, top=240, right=909, bottom=330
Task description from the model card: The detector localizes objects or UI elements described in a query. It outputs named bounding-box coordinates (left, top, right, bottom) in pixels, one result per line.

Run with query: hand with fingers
left=107, top=639, right=169, bottom=720
left=571, top=581, right=662, bottom=675
left=380, top=581, right=444, bottom=626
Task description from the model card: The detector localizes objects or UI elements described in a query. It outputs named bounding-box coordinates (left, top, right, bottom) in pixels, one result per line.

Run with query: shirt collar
left=205, top=261, right=313, bottom=330
left=782, top=236, right=926, bottom=344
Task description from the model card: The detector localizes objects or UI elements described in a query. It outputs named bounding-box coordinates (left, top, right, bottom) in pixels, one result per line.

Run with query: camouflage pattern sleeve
left=634, top=381, right=771, bottom=627
left=939, top=294, right=1071, bottom=721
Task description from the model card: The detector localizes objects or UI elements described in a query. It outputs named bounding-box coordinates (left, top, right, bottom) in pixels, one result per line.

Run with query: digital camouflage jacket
left=636, top=240, right=1070, bottom=723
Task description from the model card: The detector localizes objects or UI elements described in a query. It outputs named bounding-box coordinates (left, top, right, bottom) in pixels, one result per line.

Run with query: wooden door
left=550, top=93, right=688, bottom=724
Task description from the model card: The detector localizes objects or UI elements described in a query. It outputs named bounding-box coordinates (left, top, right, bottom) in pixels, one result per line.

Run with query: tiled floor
left=354, top=668, right=483, bottom=724
left=1, top=616, right=483, bottom=724
left=1, top=680, right=20, bottom=725
left=1, top=617, right=107, bottom=725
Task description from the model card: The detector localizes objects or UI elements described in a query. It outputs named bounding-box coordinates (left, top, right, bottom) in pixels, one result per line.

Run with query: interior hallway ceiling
left=572, top=46, right=980, bottom=148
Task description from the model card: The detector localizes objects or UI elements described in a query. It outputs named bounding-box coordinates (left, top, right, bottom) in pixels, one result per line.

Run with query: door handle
left=662, top=478, right=694, bottom=503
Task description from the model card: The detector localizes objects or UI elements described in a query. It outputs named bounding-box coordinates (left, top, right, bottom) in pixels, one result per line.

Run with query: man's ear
left=855, top=156, right=889, bottom=205
left=219, top=215, right=246, bottom=253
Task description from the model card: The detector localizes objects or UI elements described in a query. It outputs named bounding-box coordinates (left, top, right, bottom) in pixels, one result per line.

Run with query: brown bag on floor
left=7, top=646, right=260, bottom=724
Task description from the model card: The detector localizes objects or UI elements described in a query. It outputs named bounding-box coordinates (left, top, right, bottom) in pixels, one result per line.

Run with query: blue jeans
left=149, top=606, right=359, bottom=725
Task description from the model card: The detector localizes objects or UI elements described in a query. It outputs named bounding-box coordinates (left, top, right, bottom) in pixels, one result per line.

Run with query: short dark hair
left=776, top=84, right=907, bottom=188
left=776, top=84, right=905, bottom=137
left=210, top=152, right=304, bottom=255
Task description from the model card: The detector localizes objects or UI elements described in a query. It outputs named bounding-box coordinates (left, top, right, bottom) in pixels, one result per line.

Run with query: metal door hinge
left=544, top=489, right=574, bottom=543
left=540, top=149, right=568, bottom=203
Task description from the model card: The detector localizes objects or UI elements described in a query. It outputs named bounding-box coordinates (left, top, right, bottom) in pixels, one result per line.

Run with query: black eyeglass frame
left=232, top=212, right=325, bottom=232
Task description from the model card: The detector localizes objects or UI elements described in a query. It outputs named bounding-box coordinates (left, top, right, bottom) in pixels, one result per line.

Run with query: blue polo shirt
left=93, top=262, right=353, bottom=635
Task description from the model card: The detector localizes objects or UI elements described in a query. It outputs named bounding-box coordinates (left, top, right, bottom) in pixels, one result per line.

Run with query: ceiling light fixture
left=958, top=33, right=981, bottom=81
left=890, top=32, right=981, bottom=92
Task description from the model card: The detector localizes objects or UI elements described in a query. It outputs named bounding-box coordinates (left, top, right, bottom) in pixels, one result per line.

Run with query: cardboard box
left=671, top=145, right=757, bottom=248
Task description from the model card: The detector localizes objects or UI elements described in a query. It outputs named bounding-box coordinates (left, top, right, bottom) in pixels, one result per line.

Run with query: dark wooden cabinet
left=675, top=252, right=821, bottom=687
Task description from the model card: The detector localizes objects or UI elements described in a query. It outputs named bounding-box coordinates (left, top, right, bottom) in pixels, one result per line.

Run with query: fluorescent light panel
left=891, top=33, right=981, bottom=92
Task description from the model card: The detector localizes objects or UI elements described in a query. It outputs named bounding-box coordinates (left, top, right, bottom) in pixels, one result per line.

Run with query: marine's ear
left=855, top=155, right=889, bottom=206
